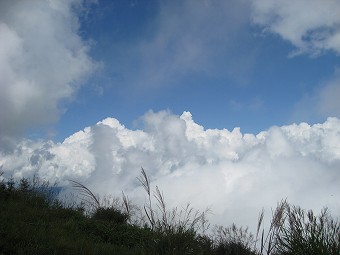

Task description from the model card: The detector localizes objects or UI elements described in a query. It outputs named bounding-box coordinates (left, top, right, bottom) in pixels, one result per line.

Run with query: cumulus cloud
left=0, top=0, right=96, bottom=140
left=250, top=0, right=340, bottom=56
left=1, top=111, right=339, bottom=230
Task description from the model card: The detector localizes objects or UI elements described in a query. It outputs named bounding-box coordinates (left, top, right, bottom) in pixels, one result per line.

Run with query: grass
left=0, top=169, right=339, bottom=255
left=252, top=199, right=340, bottom=255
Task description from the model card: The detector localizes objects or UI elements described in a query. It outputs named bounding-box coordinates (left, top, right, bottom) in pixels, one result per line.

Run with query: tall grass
left=137, top=167, right=210, bottom=233
left=69, top=179, right=129, bottom=224
left=255, top=199, right=340, bottom=255
left=1, top=169, right=339, bottom=255
left=276, top=205, right=339, bottom=255
left=212, top=224, right=258, bottom=255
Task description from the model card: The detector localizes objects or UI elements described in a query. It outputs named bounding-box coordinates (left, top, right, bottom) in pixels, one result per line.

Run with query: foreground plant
left=213, top=224, right=258, bottom=255
left=1, top=170, right=339, bottom=255
left=256, top=199, right=340, bottom=255
left=275, top=205, right=339, bottom=255
left=69, top=179, right=129, bottom=224
left=137, top=168, right=210, bottom=233
left=137, top=168, right=213, bottom=254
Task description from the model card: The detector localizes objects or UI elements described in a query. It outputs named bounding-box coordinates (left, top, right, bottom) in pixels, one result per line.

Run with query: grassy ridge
left=0, top=170, right=339, bottom=255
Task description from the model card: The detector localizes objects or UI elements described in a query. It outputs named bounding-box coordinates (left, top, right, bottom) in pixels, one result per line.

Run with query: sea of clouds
left=1, top=110, right=339, bottom=230
left=1, top=0, right=340, bottom=231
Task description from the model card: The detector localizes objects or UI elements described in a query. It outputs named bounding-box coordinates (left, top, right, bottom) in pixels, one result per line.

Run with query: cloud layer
left=1, top=111, right=339, bottom=230
left=0, top=0, right=95, bottom=140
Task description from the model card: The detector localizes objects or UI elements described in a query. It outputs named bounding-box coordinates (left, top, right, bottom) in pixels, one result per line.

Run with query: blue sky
left=47, top=0, right=340, bottom=141
left=1, top=0, right=340, bottom=231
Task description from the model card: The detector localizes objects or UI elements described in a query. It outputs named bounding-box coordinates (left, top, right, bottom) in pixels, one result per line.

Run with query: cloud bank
left=250, top=0, right=340, bottom=56
left=1, top=111, right=339, bottom=230
left=0, top=0, right=96, bottom=140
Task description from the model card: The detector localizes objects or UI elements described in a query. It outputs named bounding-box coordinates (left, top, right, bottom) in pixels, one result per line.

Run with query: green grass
left=0, top=169, right=339, bottom=255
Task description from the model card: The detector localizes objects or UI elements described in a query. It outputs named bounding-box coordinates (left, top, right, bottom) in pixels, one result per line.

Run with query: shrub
left=213, top=224, right=258, bottom=255
left=92, top=207, right=129, bottom=224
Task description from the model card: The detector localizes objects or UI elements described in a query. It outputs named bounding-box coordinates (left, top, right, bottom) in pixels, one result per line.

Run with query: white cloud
left=1, top=111, right=339, bottom=231
left=0, top=0, right=96, bottom=140
left=250, top=0, right=340, bottom=56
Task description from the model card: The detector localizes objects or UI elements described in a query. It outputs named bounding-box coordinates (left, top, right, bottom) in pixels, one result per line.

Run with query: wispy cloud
left=1, top=111, right=339, bottom=230
left=113, top=0, right=255, bottom=90
left=250, top=0, right=340, bottom=56
left=293, top=68, right=340, bottom=120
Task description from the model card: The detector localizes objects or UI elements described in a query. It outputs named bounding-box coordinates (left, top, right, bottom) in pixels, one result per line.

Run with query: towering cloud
left=0, top=0, right=96, bottom=141
left=1, top=111, right=339, bottom=229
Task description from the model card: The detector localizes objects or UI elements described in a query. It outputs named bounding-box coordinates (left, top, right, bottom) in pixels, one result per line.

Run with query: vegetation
left=0, top=169, right=339, bottom=255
